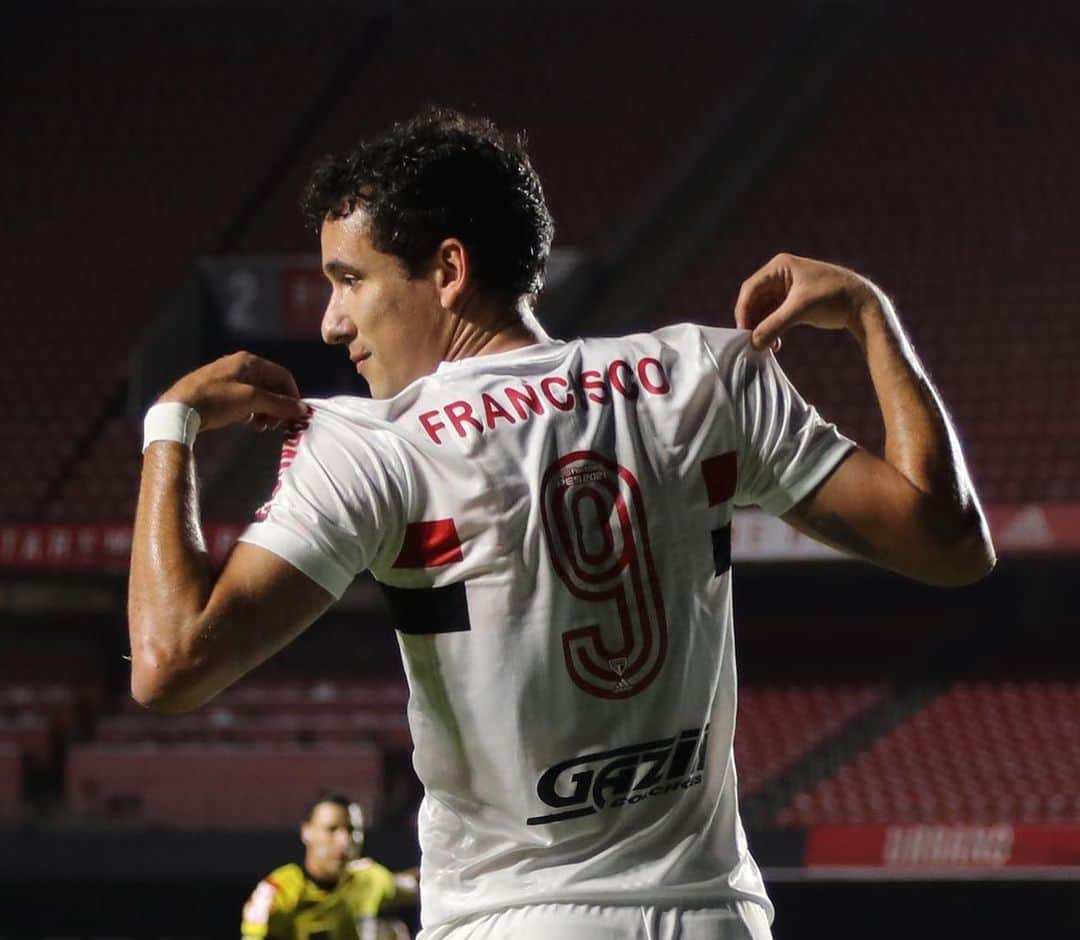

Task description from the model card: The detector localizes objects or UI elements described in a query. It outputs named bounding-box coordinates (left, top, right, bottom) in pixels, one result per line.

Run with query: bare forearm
left=126, top=354, right=325, bottom=711
left=852, top=289, right=986, bottom=537
left=128, top=442, right=213, bottom=705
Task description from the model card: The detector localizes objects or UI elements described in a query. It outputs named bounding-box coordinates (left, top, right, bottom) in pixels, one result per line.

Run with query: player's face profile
left=319, top=208, right=446, bottom=399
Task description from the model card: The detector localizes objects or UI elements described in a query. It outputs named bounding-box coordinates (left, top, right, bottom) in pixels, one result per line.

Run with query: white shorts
left=418, top=900, right=773, bottom=940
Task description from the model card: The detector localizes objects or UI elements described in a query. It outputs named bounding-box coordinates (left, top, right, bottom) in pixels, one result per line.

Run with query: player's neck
left=303, top=859, right=343, bottom=889
left=442, top=294, right=550, bottom=364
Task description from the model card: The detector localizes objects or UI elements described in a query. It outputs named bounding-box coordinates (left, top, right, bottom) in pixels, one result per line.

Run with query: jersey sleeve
left=240, top=879, right=285, bottom=939
left=702, top=327, right=855, bottom=516
left=238, top=403, right=406, bottom=598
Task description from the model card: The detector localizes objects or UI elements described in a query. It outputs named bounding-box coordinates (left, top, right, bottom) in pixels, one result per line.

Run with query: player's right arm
left=241, top=871, right=296, bottom=940
left=734, top=254, right=995, bottom=586
left=128, top=352, right=333, bottom=713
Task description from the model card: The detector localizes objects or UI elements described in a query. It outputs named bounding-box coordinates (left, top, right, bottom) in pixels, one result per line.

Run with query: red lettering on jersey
left=637, top=357, right=671, bottom=395
left=393, top=519, right=463, bottom=568
left=417, top=355, right=676, bottom=446
left=580, top=370, right=609, bottom=404
left=481, top=393, right=516, bottom=428
left=445, top=400, right=483, bottom=437
left=505, top=384, right=545, bottom=420
left=701, top=451, right=737, bottom=506
left=419, top=410, right=447, bottom=444
left=541, top=376, right=575, bottom=411
left=608, top=359, right=639, bottom=399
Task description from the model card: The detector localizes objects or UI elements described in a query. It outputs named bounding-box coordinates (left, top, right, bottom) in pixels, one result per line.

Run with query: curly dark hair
left=304, top=789, right=355, bottom=821
left=302, top=108, right=554, bottom=300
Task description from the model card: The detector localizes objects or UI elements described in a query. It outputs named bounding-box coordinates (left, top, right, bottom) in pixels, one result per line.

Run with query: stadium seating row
left=6, top=670, right=1080, bottom=829
left=67, top=743, right=383, bottom=828
left=96, top=709, right=414, bottom=757
left=735, top=683, right=885, bottom=797
left=781, top=682, right=1080, bottom=826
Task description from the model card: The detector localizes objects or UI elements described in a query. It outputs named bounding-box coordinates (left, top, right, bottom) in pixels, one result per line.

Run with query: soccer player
left=129, top=110, right=994, bottom=939
left=241, top=791, right=417, bottom=940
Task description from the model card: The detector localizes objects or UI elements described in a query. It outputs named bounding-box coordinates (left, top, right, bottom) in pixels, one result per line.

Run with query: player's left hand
left=734, top=253, right=878, bottom=351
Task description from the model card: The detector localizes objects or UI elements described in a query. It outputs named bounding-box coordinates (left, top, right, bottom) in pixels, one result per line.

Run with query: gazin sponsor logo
left=526, top=725, right=708, bottom=825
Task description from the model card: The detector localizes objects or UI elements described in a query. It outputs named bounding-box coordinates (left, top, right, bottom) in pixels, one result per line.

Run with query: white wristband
left=143, top=402, right=202, bottom=453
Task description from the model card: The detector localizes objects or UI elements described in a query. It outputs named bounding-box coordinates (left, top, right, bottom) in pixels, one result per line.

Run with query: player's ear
left=433, top=237, right=468, bottom=309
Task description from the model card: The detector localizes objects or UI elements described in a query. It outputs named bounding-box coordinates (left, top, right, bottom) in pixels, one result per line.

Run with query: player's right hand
left=734, top=253, right=880, bottom=352
left=157, top=352, right=308, bottom=433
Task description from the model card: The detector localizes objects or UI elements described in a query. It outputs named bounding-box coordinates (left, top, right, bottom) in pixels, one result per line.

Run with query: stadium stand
left=95, top=709, right=413, bottom=755
left=235, top=1, right=775, bottom=256
left=67, top=741, right=383, bottom=828
left=0, top=8, right=381, bottom=522
left=0, top=677, right=104, bottom=740
left=780, top=681, right=1080, bottom=826
left=0, top=714, right=53, bottom=777
left=62, top=675, right=888, bottom=826
left=206, top=676, right=409, bottom=714
left=100, top=676, right=413, bottom=754
left=0, top=681, right=99, bottom=800
left=654, top=2, right=1080, bottom=502
left=9, top=2, right=1073, bottom=522
left=0, top=743, right=21, bottom=821
left=0, top=2, right=781, bottom=525
left=63, top=672, right=414, bottom=828
left=735, top=683, right=886, bottom=798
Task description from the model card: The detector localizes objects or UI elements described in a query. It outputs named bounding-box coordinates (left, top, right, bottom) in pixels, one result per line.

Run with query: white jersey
left=240, top=324, right=853, bottom=931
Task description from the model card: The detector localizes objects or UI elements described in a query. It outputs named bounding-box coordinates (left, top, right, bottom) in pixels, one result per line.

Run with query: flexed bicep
left=131, top=543, right=333, bottom=713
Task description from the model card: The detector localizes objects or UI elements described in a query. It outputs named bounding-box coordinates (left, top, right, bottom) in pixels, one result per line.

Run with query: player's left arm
left=129, top=353, right=334, bottom=713
left=735, top=254, right=995, bottom=586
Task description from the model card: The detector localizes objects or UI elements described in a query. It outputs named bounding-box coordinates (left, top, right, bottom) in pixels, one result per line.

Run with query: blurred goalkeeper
left=241, top=791, right=417, bottom=940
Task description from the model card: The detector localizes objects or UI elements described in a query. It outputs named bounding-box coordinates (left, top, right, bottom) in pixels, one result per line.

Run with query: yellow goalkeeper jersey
left=241, top=859, right=397, bottom=940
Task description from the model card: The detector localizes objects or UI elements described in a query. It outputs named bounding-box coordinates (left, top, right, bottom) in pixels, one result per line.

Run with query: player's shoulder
left=260, top=862, right=306, bottom=906
left=288, top=397, right=409, bottom=470
left=650, top=322, right=748, bottom=356
left=242, top=864, right=304, bottom=935
left=652, top=322, right=770, bottom=386
left=345, top=856, right=393, bottom=881
left=581, top=322, right=749, bottom=361
left=302, top=396, right=399, bottom=436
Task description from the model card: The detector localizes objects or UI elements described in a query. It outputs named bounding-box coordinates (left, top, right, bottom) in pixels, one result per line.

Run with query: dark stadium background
left=2, top=0, right=1078, bottom=937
